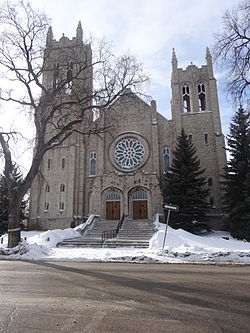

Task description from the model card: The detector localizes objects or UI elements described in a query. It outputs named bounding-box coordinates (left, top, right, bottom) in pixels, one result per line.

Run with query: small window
left=45, top=184, right=50, bottom=192
left=198, top=83, right=206, bottom=111
left=53, top=63, right=59, bottom=88
left=90, top=152, right=97, bottom=176
left=60, top=184, right=65, bottom=192
left=210, top=197, right=216, bottom=209
left=48, top=159, right=51, bottom=170
left=204, top=133, right=208, bottom=145
left=59, top=202, right=64, bottom=211
left=182, top=84, right=191, bottom=113
left=62, top=158, right=65, bottom=170
left=162, top=146, right=170, bottom=173
left=208, top=177, right=213, bottom=187
left=188, top=134, right=192, bottom=142
left=44, top=202, right=49, bottom=212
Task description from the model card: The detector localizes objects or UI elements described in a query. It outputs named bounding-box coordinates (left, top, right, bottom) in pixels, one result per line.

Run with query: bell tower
left=170, top=48, right=227, bottom=213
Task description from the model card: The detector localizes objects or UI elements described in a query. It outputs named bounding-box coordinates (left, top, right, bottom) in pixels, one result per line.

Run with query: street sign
left=163, top=204, right=179, bottom=212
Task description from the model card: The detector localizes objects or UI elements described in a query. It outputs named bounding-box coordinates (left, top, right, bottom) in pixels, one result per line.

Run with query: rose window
left=114, top=138, right=145, bottom=169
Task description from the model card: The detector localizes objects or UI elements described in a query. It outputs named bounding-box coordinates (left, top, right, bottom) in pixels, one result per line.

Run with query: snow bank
left=0, top=216, right=249, bottom=263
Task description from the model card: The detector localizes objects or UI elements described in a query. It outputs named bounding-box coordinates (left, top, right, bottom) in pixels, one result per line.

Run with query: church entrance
left=131, top=188, right=148, bottom=219
left=105, top=190, right=121, bottom=220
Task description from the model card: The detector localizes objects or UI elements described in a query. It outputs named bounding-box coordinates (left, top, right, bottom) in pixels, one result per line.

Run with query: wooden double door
left=133, top=200, right=148, bottom=219
left=106, top=201, right=120, bottom=220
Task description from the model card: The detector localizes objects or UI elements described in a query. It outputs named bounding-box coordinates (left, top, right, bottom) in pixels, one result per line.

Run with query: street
left=0, top=261, right=249, bottom=332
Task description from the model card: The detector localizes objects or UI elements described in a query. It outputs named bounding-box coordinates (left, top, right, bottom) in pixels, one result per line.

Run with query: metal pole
left=162, top=209, right=171, bottom=251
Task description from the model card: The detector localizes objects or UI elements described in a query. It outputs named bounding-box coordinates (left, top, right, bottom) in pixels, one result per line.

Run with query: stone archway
left=129, top=187, right=149, bottom=220
left=103, top=188, right=122, bottom=220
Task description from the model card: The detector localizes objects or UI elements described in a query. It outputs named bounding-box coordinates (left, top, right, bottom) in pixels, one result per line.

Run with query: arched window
left=162, top=147, right=170, bottom=173
left=182, top=85, right=191, bottom=112
left=208, top=177, right=213, bottom=187
left=132, top=190, right=147, bottom=200
left=53, top=63, right=59, bottom=89
left=59, top=184, right=65, bottom=211
left=65, top=62, right=73, bottom=95
left=90, top=152, right=97, bottom=176
left=44, top=183, right=50, bottom=212
left=60, top=184, right=65, bottom=192
left=62, top=158, right=65, bottom=170
left=198, top=83, right=206, bottom=111
left=210, top=197, right=216, bottom=209
left=106, top=191, right=121, bottom=201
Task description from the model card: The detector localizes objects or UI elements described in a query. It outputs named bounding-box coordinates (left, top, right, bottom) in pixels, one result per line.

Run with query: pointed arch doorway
left=130, top=187, right=148, bottom=219
left=105, top=189, right=121, bottom=220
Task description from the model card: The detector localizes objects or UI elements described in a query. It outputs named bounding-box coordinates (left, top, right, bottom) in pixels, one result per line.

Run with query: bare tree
left=213, top=0, right=250, bottom=105
left=0, top=1, right=149, bottom=248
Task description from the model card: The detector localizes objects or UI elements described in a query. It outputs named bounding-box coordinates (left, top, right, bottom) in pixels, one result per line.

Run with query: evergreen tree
left=222, top=107, right=250, bottom=241
left=165, top=129, right=210, bottom=234
left=0, top=166, right=27, bottom=235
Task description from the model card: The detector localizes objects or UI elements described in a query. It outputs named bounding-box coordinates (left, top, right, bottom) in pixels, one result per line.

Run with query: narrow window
left=162, top=147, right=170, bottom=173
left=48, top=159, right=51, bottom=170
left=45, top=184, right=50, bottom=192
left=62, top=158, right=65, bottom=170
left=53, top=63, right=59, bottom=89
left=208, top=177, right=213, bottom=187
left=210, top=197, right=216, bottom=208
left=65, top=62, right=73, bottom=95
left=182, top=85, right=191, bottom=112
left=204, top=133, right=208, bottom=145
left=188, top=134, right=192, bottom=142
left=198, top=83, right=206, bottom=111
left=90, top=152, right=97, bottom=176
left=44, top=202, right=49, bottom=212
left=59, top=184, right=65, bottom=211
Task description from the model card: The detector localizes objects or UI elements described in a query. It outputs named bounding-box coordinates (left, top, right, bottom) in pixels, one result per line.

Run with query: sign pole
left=162, top=209, right=171, bottom=251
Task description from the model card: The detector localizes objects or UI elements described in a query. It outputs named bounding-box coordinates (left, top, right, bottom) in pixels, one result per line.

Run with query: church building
left=29, top=24, right=227, bottom=230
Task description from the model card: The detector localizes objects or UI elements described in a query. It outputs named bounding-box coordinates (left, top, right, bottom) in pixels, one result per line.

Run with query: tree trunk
left=7, top=195, right=21, bottom=248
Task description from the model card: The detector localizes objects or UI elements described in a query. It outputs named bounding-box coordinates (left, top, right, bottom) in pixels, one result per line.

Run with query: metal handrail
left=101, top=213, right=125, bottom=242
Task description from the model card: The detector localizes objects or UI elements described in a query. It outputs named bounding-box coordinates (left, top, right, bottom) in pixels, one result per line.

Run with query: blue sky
left=30, top=0, right=238, bottom=135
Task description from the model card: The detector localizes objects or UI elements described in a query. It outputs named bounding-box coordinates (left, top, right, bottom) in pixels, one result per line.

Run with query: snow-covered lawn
left=0, top=217, right=250, bottom=263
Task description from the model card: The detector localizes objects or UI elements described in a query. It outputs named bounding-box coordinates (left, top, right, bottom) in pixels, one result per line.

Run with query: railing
left=101, top=213, right=125, bottom=242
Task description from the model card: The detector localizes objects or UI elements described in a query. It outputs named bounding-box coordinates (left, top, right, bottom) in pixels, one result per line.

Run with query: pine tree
left=0, top=166, right=27, bottom=235
left=165, top=129, right=210, bottom=234
left=222, top=107, right=250, bottom=241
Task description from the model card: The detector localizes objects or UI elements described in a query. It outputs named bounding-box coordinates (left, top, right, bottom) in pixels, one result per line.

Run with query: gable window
left=162, top=147, right=170, bottom=173
left=182, top=85, right=191, bottom=112
left=198, top=83, right=206, bottom=111
left=90, top=152, right=97, bottom=176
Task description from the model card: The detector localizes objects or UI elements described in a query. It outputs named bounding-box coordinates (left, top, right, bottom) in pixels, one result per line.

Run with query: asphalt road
left=0, top=261, right=249, bottom=333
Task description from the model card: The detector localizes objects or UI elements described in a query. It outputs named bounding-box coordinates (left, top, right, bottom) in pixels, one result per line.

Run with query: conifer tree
left=0, top=166, right=27, bottom=235
left=165, top=129, right=210, bottom=234
left=222, top=107, right=250, bottom=241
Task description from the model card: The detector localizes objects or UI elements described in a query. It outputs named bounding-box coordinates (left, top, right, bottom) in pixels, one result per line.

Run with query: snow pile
left=0, top=216, right=249, bottom=263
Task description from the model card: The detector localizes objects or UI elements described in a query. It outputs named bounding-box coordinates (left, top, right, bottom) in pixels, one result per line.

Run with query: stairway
left=58, top=219, right=119, bottom=247
left=58, top=218, right=156, bottom=248
left=103, top=219, right=156, bottom=248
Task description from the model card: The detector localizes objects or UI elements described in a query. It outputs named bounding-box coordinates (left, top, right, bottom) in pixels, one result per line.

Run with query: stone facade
left=29, top=25, right=227, bottom=230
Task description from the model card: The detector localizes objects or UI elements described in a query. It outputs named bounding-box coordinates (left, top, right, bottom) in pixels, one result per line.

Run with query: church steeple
left=171, top=48, right=178, bottom=82
left=76, top=21, right=83, bottom=41
left=206, top=47, right=214, bottom=77
left=46, top=26, right=53, bottom=45
left=172, top=48, right=178, bottom=70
